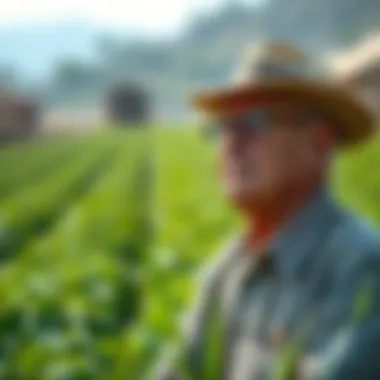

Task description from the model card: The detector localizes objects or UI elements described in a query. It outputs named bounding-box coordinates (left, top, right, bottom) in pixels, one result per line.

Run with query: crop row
left=0, top=131, right=152, bottom=378
left=0, top=140, right=120, bottom=261
left=0, top=139, right=94, bottom=200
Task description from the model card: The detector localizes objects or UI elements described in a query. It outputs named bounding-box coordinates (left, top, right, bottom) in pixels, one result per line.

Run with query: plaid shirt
left=155, top=187, right=380, bottom=380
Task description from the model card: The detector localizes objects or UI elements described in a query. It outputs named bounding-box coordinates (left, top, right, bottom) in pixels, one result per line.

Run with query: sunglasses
left=205, top=107, right=324, bottom=140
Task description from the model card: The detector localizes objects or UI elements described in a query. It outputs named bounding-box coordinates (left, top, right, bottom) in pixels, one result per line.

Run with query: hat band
left=234, top=59, right=326, bottom=84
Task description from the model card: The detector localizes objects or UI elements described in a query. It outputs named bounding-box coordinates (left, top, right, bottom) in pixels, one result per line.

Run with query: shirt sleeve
left=322, top=251, right=380, bottom=380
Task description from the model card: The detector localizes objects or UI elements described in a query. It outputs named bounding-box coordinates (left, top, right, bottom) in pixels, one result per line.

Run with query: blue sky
left=0, top=0, right=228, bottom=37
left=0, top=0, right=265, bottom=80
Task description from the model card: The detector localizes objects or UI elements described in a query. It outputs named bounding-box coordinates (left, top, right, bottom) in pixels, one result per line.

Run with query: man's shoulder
left=318, top=214, right=380, bottom=380
left=334, top=210, right=380, bottom=251
left=329, top=210, right=380, bottom=283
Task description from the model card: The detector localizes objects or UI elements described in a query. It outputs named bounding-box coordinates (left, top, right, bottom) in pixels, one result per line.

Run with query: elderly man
left=156, top=41, right=380, bottom=380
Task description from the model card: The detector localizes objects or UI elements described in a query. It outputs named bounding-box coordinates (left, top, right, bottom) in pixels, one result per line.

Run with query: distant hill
left=108, top=0, right=380, bottom=118
left=1, top=0, right=379, bottom=119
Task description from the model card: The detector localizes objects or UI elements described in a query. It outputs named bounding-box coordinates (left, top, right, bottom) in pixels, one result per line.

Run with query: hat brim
left=190, top=79, right=376, bottom=146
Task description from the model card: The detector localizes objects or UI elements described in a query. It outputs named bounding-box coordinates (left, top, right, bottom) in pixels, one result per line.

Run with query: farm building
left=106, top=83, right=150, bottom=126
left=329, top=33, right=380, bottom=116
left=0, top=90, right=41, bottom=143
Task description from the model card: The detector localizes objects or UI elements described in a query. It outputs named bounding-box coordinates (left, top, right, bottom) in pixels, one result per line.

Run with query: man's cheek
left=254, top=145, right=278, bottom=172
left=246, top=150, right=274, bottom=188
left=247, top=143, right=268, bottom=167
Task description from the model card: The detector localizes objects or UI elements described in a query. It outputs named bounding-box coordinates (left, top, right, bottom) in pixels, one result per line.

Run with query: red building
left=0, top=90, right=41, bottom=143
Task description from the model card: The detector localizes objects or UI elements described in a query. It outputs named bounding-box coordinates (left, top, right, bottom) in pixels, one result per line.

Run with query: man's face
left=216, top=100, right=335, bottom=208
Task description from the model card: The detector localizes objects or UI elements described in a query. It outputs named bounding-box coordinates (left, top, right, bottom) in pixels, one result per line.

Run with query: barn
left=106, top=83, right=150, bottom=126
left=329, top=33, right=380, bottom=116
left=0, top=90, right=41, bottom=144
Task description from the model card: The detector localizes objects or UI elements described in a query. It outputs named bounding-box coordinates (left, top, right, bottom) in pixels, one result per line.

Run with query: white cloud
left=0, top=0, right=223, bottom=34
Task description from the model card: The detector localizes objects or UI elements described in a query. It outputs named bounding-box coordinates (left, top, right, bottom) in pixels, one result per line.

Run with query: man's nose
left=223, top=132, right=250, bottom=154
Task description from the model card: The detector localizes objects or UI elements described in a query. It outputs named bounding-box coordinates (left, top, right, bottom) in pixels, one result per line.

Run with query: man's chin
left=226, top=189, right=268, bottom=209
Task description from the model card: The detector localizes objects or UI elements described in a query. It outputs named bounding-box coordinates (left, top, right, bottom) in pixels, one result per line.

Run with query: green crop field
left=0, top=126, right=379, bottom=379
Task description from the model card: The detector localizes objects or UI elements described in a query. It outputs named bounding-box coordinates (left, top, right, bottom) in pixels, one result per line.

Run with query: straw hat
left=190, top=40, right=376, bottom=146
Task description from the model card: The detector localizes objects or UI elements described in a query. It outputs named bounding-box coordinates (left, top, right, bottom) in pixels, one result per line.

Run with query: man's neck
left=244, top=181, right=324, bottom=251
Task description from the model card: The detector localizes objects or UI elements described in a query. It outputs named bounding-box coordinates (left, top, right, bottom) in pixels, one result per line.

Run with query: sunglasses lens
left=204, top=109, right=271, bottom=141
left=244, top=110, right=269, bottom=133
left=226, top=110, right=269, bottom=135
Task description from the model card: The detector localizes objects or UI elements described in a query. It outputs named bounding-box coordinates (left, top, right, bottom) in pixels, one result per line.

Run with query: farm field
left=0, top=130, right=153, bottom=379
left=0, top=127, right=379, bottom=379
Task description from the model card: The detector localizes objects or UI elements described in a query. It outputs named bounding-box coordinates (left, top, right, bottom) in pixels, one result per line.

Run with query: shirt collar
left=264, top=185, right=343, bottom=280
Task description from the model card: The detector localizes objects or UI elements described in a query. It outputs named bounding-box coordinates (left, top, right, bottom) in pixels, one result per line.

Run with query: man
left=155, top=41, right=380, bottom=380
